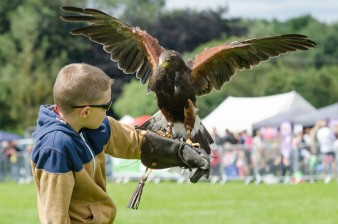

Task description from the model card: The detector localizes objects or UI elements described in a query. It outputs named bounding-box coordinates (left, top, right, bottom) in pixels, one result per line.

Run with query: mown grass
left=1, top=181, right=337, bottom=224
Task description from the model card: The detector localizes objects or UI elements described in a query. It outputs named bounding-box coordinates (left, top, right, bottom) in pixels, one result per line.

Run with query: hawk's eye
left=165, top=57, right=172, bottom=62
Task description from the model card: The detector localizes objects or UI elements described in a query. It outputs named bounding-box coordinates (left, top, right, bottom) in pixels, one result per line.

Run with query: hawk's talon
left=191, top=143, right=200, bottom=148
left=185, top=139, right=200, bottom=148
left=165, top=132, right=173, bottom=139
left=156, top=129, right=173, bottom=139
left=156, top=130, right=166, bottom=137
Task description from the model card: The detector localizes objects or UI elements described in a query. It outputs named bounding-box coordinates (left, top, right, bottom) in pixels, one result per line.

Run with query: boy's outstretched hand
left=140, top=131, right=210, bottom=183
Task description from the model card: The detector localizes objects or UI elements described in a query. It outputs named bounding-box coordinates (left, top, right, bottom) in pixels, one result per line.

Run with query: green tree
left=0, top=0, right=88, bottom=131
left=0, top=0, right=21, bottom=33
left=1, top=1, right=338, bottom=131
left=116, top=0, right=165, bottom=28
left=113, top=79, right=157, bottom=117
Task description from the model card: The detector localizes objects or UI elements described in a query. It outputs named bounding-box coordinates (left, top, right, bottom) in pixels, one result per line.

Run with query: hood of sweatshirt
left=32, top=105, right=78, bottom=142
left=31, top=105, right=111, bottom=173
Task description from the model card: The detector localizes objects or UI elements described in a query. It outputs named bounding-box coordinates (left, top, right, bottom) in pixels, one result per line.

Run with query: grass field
left=1, top=181, right=337, bottom=224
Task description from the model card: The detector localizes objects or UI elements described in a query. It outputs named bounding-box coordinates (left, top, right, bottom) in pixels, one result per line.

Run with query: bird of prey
left=60, top=6, right=317, bottom=153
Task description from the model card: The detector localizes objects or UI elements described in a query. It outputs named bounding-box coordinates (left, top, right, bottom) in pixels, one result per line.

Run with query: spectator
left=240, top=130, right=253, bottom=174
left=210, top=147, right=221, bottom=178
left=0, top=142, right=6, bottom=181
left=333, top=128, right=338, bottom=177
left=308, top=147, right=318, bottom=176
left=309, top=120, right=322, bottom=148
left=252, top=130, right=264, bottom=178
left=273, top=153, right=290, bottom=176
left=316, top=120, right=336, bottom=178
left=209, top=127, right=222, bottom=179
left=236, top=148, right=247, bottom=177
left=210, top=127, right=222, bottom=145
left=303, top=127, right=319, bottom=176
left=23, top=143, right=34, bottom=183
left=222, top=143, right=238, bottom=177
left=303, top=127, right=312, bottom=146
left=280, top=122, right=292, bottom=169
left=221, top=129, right=237, bottom=145
left=292, top=129, right=311, bottom=174
left=4, top=141, right=19, bottom=181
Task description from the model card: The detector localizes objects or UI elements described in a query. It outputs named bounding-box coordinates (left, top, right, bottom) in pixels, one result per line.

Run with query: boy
left=31, top=63, right=209, bottom=224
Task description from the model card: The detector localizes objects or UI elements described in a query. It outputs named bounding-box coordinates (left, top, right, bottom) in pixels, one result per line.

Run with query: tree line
left=0, top=0, right=337, bottom=133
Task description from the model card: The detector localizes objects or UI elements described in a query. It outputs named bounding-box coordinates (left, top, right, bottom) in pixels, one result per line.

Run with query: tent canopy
left=202, top=91, right=315, bottom=133
left=119, top=115, right=151, bottom=126
left=293, top=102, right=338, bottom=126
left=252, top=108, right=314, bottom=129
left=119, top=115, right=134, bottom=124
left=0, top=130, right=23, bottom=142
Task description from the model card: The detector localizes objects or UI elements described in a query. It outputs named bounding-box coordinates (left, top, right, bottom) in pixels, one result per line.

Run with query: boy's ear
left=79, top=107, right=90, bottom=118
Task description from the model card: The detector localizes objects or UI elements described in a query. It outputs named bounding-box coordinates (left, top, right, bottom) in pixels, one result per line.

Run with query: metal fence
left=0, top=150, right=33, bottom=183
left=0, top=142, right=336, bottom=185
left=209, top=142, right=337, bottom=185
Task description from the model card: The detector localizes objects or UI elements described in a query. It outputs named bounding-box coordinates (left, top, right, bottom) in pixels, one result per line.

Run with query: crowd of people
left=1, top=119, right=338, bottom=184
left=209, top=119, right=338, bottom=183
left=0, top=140, right=33, bottom=182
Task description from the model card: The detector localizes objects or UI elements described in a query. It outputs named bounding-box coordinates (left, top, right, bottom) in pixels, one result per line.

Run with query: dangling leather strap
left=127, top=168, right=152, bottom=209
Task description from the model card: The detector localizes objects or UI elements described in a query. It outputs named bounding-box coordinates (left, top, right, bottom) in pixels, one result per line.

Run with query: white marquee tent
left=202, top=91, right=316, bottom=133
left=293, top=102, right=338, bottom=126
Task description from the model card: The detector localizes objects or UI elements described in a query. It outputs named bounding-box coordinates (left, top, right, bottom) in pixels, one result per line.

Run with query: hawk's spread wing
left=60, top=6, right=165, bottom=85
left=191, top=34, right=317, bottom=96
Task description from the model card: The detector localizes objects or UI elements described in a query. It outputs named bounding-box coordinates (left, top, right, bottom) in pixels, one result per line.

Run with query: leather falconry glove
left=140, top=130, right=210, bottom=183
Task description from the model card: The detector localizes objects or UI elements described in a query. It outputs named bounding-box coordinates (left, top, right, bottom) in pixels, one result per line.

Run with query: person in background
left=252, top=130, right=264, bottom=178
left=0, top=141, right=8, bottom=181
left=222, top=143, right=238, bottom=177
left=4, top=141, right=19, bottom=181
left=316, top=120, right=336, bottom=180
left=210, top=127, right=222, bottom=145
left=221, top=129, right=237, bottom=145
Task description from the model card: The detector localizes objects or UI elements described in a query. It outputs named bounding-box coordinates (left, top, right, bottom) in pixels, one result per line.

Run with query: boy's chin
left=86, top=124, right=101, bottom=130
left=93, top=125, right=101, bottom=130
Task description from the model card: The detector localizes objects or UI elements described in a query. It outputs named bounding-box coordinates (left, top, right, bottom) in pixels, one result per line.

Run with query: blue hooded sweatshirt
left=31, top=105, right=142, bottom=224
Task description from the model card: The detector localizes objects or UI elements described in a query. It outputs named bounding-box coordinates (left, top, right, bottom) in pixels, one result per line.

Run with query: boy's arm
left=105, top=117, right=210, bottom=183
left=38, top=171, right=74, bottom=223
left=33, top=149, right=74, bottom=224
left=105, top=117, right=143, bottom=159
left=140, top=130, right=210, bottom=183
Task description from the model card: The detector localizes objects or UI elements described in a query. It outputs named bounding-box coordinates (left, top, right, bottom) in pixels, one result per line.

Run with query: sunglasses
left=72, top=99, right=112, bottom=111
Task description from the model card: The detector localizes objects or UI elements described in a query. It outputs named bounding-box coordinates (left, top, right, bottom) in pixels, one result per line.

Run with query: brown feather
left=60, top=6, right=165, bottom=85
left=192, top=34, right=317, bottom=96
left=119, top=45, right=142, bottom=73
left=136, top=61, right=152, bottom=84
left=125, top=50, right=146, bottom=74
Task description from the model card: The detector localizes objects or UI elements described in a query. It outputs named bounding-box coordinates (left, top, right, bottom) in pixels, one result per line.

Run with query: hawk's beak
left=159, top=60, right=170, bottom=68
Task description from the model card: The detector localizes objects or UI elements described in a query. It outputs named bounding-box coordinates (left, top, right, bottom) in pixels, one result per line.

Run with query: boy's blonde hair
left=53, top=63, right=113, bottom=113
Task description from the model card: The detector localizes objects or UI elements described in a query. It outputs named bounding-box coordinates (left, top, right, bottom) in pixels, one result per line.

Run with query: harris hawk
left=60, top=6, right=317, bottom=154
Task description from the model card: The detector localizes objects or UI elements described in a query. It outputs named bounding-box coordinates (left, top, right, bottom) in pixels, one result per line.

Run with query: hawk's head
left=158, top=50, right=184, bottom=71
